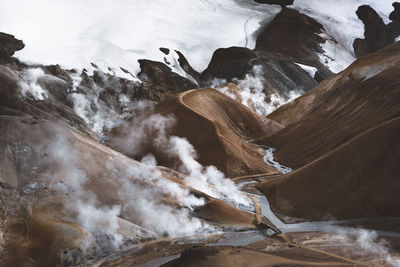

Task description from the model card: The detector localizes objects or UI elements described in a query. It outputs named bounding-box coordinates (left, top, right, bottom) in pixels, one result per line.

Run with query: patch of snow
left=318, top=32, right=357, bottom=74
left=295, top=63, right=318, bottom=77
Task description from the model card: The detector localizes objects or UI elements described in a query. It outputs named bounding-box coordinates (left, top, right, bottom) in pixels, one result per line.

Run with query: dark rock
left=0, top=32, right=24, bottom=63
left=353, top=5, right=398, bottom=58
left=252, top=57, right=318, bottom=95
left=255, top=0, right=294, bottom=8
left=199, top=46, right=317, bottom=98
left=159, top=47, right=170, bottom=55
left=199, top=8, right=332, bottom=97
left=163, top=57, right=170, bottom=65
left=389, top=2, right=400, bottom=22
left=43, top=64, right=73, bottom=82
left=388, top=2, right=400, bottom=39
left=200, top=47, right=257, bottom=82
left=175, top=50, right=200, bottom=83
left=255, top=8, right=332, bottom=80
left=256, top=8, right=324, bottom=63
left=137, top=59, right=198, bottom=98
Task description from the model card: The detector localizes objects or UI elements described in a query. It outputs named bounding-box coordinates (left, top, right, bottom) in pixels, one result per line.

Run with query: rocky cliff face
left=353, top=3, right=400, bottom=58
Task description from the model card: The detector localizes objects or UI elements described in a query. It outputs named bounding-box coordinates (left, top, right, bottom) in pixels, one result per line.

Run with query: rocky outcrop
left=199, top=8, right=333, bottom=101
left=390, top=2, right=400, bottom=21
left=0, top=32, right=24, bottom=63
left=200, top=47, right=257, bottom=82
left=388, top=2, right=400, bottom=40
left=353, top=4, right=400, bottom=58
left=175, top=50, right=200, bottom=83
left=137, top=59, right=198, bottom=100
left=255, top=8, right=332, bottom=81
left=200, top=46, right=318, bottom=99
left=255, top=0, right=294, bottom=7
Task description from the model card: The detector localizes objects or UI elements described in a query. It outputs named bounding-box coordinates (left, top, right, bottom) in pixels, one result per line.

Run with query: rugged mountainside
left=199, top=7, right=333, bottom=98
left=1, top=0, right=400, bottom=266
left=264, top=42, right=400, bottom=168
left=258, top=41, right=400, bottom=221
left=107, top=88, right=282, bottom=177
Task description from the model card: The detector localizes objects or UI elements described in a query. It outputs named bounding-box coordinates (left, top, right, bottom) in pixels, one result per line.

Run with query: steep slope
left=159, top=89, right=283, bottom=177
left=199, top=7, right=332, bottom=101
left=265, top=42, right=400, bottom=168
left=255, top=7, right=332, bottom=81
left=258, top=117, right=400, bottom=221
left=162, top=246, right=355, bottom=267
left=108, top=88, right=282, bottom=177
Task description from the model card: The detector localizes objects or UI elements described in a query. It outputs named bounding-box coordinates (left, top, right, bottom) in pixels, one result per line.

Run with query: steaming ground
left=216, top=66, right=303, bottom=116
left=39, top=132, right=209, bottom=240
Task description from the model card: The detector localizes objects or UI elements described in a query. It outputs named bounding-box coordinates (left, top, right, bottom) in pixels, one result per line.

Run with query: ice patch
left=318, top=32, right=356, bottom=74
left=295, top=63, right=318, bottom=77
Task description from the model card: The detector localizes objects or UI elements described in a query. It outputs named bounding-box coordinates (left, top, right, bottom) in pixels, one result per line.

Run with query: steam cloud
left=337, top=228, right=400, bottom=266
left=33, top=128, right=214, bottom=256
left=110, top=108, right=252, bottom=209
left=19, top=68, right=48, bottom=100
left=215, top=65, right=302, bottom=116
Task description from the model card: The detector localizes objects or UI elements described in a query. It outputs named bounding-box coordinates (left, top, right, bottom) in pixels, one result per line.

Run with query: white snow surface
left=0, top=0, right=395, bottom=77
left=295, top=63, right=318, bottom=77
left=0, top=0, right=280, bottom=76
left=293, top=0, right=394, bottom=72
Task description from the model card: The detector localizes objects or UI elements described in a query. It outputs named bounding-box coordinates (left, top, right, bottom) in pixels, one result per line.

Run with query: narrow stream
left=251, top=145, right=400, bottom=238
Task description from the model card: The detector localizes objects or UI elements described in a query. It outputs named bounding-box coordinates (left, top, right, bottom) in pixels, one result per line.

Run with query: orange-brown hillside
left=158, top=88, right=284, bottom=177
left=258, top=117, right=400, bottom=221
left=264, top=42, right=400, bottom=169
left=109, top=88, right=283, bottom=177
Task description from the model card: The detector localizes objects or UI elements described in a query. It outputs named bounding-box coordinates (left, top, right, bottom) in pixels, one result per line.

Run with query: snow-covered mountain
left=0, top=0, right=394, bottom=78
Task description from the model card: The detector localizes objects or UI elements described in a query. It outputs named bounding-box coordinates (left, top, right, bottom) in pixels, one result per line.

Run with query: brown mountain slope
left=264, top=42, right=400, bottom=168
left=258, top=117, right=400, bottom=221
left=0, top=66, right=263, bottom=265
left=109, top=88, right=283, bottom=177
left=162, top=246, right=355, bottom=267
left=158, top=88, right=283, bottom=176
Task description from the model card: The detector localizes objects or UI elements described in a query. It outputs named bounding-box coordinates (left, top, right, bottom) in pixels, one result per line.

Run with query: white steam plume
left=216, top=65, right=302, bottom=116
left=19, top=68, right=48, bottom=100
left=109, top=111, right=252, bottom=208
left=337, top=228, right=400, bottom=266
left=39, top=130, right=212, bottom=251
left=168, top=136, right=251, bottom=208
